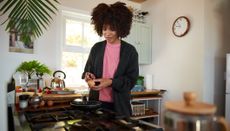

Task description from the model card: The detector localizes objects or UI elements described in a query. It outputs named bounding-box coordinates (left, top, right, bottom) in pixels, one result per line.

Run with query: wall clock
left=172, top=16, right=190, bottom=37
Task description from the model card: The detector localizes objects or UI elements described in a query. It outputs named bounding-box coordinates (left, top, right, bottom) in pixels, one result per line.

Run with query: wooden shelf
left=130, top=92, right=163, bottom=125
left=131, top=89, right=161, bottom=96
left=131, top=108, right=159, bottom=119
left=16, top=103, right=71, bottom=112
left=132, top=96, right=162, bottom=101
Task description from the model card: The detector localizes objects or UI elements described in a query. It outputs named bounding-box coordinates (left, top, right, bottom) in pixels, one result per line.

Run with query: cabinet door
left=138, top=23, right=152, bottom=64
left=130, top=23, right=140, bottom=61
left=124, top=22, right=152, bottom=64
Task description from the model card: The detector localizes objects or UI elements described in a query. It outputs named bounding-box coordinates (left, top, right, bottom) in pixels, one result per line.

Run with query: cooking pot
left=51, top=70, right=66, bottom=88
left=164, top=92, right=229, bottom=131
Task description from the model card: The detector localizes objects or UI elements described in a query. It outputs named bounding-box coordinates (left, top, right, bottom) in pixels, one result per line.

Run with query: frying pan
left=70, top=100, right=102, bottom=111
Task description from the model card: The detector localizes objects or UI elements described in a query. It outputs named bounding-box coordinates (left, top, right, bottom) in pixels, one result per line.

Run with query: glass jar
left=19, top=94, right=30, bottom=109
left=164, top=92, right=229, bottom=131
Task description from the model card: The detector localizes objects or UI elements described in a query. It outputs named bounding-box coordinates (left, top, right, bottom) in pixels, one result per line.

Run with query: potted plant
left=0, top=0, right=60, bottom=45
left=16, top=60, right=52, bottom=79
left=136, top=76, right=144, bottom=86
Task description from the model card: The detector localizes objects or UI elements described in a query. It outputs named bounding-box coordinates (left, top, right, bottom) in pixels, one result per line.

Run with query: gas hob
left=24, top=106, right=163, bottom=131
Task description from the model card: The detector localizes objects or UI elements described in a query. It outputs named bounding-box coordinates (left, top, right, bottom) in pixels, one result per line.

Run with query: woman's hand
left=85, top=72, right=96, bottom=88
left=90, top=78, right=112, bottom=90
left=84, top=72, right=95, bottom=82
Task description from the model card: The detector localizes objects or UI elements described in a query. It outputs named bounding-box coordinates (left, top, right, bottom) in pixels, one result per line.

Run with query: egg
left=87, top=80, right=95, bottom=87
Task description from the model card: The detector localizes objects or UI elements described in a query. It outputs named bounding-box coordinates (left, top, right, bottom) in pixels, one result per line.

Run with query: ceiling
left=128, top=0, right=146, bottom=3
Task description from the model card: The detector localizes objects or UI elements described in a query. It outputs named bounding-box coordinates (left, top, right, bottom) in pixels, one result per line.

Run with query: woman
left=82, top=2, right=139, bottom=117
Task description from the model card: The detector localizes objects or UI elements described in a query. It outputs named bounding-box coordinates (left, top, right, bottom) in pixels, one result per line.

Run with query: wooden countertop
left=42, top=93, right=83, bottom=100
left=131, top=89, right=161, bottom=96
left=15, top=89, right=164, bottom=112
left=15, top=89, right=163, bottom=103
left=41, top=89, right=163, bottom=101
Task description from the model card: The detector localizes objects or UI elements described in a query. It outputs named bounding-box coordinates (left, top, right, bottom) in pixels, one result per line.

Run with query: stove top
left=24, top=106, right=163, bottom=131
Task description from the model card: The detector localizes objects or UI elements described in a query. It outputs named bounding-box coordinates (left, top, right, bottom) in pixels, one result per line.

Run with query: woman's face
left=102, top=25, right=119, bottom=44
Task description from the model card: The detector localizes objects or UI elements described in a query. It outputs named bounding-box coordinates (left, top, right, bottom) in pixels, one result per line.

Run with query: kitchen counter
left=11, top=90, right=164, bottom=131
left=41, top=89, right=163, bottom=101
left=32, top=89, right=163, bottom=106
left=16, top=89, right=162, bottom=100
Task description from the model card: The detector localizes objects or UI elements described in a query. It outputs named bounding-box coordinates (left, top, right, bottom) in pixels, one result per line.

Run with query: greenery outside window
left=61, top=10, right=100, bottom=91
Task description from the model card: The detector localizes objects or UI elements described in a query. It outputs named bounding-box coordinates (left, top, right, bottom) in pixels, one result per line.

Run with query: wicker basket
left=131, top=101, right=145, bottom=116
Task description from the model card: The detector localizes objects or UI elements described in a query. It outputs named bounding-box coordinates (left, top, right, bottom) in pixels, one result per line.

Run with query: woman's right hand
left=85, top=72, right=96, bottom=88
left=84, top=72, right=96, bottom=82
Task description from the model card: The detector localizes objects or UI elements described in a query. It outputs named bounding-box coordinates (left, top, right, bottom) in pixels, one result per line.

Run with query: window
left=61, top=10, right=100, bottom=91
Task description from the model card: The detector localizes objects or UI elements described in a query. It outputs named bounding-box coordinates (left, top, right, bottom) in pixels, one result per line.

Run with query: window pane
left=65, top=19, right=82, bottom=46
left=83, top=23, right=99, bottom=48
left=61, top=11, right=100, bottom=93
left=62, top=52, right=89, bottom=90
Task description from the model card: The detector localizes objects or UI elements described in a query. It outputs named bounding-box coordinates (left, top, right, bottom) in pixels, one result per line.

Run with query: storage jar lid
left=19, top=94, right=30, bottom=100
left=165, top=92, right=217, bottom=115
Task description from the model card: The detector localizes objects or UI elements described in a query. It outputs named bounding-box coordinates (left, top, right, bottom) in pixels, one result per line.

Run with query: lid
left=165, top=92, right=217, bottom=115
left=19, top=94, right=30, bottom=100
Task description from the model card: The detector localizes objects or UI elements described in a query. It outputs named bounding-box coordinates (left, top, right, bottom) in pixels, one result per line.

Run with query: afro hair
left=91, top=2, right=133, bottom=38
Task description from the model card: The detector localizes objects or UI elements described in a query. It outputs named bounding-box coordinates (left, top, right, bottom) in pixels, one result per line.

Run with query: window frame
left=59, top=8, right=100, bottom=88
left=62, top=10, right=93, bottom=53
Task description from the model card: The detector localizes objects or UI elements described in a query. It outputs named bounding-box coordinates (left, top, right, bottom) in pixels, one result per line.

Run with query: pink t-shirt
left=99, top=42, right=121, bottom=102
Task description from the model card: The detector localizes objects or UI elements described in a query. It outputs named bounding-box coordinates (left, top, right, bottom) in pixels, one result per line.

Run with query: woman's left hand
left=91, top=78, right=112, bottom=90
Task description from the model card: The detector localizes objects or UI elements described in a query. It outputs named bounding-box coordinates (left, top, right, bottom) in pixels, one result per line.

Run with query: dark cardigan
left=82, top=40, right=139, bottom=117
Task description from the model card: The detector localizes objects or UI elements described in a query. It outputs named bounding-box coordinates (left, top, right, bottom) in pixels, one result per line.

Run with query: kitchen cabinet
left=131, top=95, right=163, bottom=125
left=124, top=22, right=152, bottom=64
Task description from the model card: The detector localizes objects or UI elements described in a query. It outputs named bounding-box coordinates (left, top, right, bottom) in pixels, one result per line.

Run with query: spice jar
left=19, top=94, right=30, bottom=109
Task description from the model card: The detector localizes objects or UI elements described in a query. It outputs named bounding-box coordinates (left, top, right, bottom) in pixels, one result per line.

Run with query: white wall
left=0, top=7, right=60, bottom=131
left=141, top=0, right=205, bottom=101
left=204, top=0, right=230, bottom=115
left=0, top=0, right=140, bottom=130
left=141, top=0, right=230, bottom=116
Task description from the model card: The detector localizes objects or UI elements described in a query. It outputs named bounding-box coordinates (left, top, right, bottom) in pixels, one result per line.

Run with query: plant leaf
left=0, top=0, right=16, bottom=15
left=0, top=0, right=59, bottom=44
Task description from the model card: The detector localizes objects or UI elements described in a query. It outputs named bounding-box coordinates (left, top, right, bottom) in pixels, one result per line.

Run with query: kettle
left=51, top=70, right=66, bottom=88
left=164, top=92, right=229, bottom=131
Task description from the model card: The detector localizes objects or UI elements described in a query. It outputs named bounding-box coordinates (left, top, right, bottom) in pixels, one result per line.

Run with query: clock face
left=172, top=16, right=190, bottom=37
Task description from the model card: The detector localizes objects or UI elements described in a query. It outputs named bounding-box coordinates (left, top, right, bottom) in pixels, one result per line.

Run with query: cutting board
left=42, top=93, right=83, bottom=101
